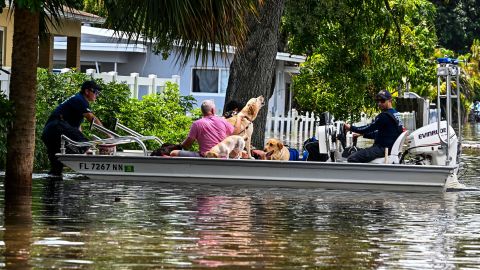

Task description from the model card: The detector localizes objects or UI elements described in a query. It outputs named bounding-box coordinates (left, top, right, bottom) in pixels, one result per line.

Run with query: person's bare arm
left=181, top=137, right=195, bottom=150
left=84, top=112, right=102, bottom=126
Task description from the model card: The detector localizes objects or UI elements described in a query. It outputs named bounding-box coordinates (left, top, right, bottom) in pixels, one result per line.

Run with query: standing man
left=170, top=99, right=244, bottom=157
left=42, top=80, right=105, bottom=177
left=344, top=89, right=404, bottom=163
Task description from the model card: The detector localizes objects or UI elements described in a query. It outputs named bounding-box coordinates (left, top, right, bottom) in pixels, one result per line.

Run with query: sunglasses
left=376, top=99, right=386, bottom=103
left=90, top=88, right=100, bottom=96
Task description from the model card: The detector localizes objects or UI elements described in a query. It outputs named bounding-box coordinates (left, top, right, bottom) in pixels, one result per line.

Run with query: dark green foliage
left=33, top=69, right=196, bottom=171
left=432, top=0, right=480, bottom=54
left=283, top=0, right=437, bottom=120
left=36, top=69, right=92, bottom=170
left=117, top=82, right=199, bottom=148
left=0, top=93, right=13, bottom=170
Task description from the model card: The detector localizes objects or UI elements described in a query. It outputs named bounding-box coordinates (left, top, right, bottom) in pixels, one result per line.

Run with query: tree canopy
left=432, top=0, right=480, bottom=54
left=283, top=0, right=438, bottom=120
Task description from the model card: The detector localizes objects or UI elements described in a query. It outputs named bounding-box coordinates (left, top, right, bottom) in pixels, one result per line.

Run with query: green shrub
left=117, top=82, right=200, bottom=149
left=0, top=93, right=13, bottom=170
left=36, top=69, right=92, bottom=170
left=34, top=69, right=197, bottom=170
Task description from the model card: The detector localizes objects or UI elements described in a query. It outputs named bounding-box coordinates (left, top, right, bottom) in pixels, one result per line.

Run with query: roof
left=62, top=7, right=105, bottom=24
left=3, top=2, right=104, bottom=24
left=79, top=26, right=306, bottom=62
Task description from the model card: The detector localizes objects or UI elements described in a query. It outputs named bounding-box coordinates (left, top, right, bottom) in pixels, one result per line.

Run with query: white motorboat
left=57, top=58, right=466, bottom=192
left=58, top=154, right=455, bottom=192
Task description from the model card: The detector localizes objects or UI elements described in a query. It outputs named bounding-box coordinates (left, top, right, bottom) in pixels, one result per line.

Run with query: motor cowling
left=407, top=121, right=458, bottom=166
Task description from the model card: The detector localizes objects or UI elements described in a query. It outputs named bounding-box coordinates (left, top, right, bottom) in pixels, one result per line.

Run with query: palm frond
left=104, top=0, right=261, bottom=66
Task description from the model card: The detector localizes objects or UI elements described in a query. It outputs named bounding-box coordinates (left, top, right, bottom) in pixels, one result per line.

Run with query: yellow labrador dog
left=226, top=96, right=265, bottom=158
left=264, top=138, right=290, bottom=161
left=205, top=135, right=246, bottom=159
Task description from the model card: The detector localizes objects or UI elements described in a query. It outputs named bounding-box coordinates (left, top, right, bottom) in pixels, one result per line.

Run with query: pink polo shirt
left=188, top=115, right=234, bottom=156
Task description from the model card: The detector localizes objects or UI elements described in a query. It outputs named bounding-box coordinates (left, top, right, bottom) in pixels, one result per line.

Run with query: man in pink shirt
left=171, top=99, right=245, bottom=157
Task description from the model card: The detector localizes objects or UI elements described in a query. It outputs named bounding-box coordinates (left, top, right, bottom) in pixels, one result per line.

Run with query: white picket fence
left=85, top=69, right=180, bottom=99
left=265, top=110, right=417, bottom=153
left=0, top=68, right=180, bottom=100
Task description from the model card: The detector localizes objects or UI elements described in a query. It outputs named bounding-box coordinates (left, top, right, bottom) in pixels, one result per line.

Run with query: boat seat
left=370, top=130, right=409, bottom=164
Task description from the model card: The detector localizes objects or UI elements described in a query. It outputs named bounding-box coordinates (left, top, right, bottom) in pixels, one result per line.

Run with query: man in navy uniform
left=344, top=89, right=404, bottom=163
left=42, top=80, right=105, bottom=177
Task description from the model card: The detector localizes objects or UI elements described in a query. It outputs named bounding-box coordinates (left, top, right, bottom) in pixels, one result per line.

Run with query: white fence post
left=148, top=74, right=157, bottom=95
left=130, top=73, right=139, bottom=99
left=86, top=69, right=96, bottom=78
left=172, top=75, right=180, bottom=89
left=286, top=110, right=292, bottom=147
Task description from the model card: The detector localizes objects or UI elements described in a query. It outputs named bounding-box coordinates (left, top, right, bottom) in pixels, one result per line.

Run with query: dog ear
left=277, top=141, right=284, bottom=149
left=248, top=104, right=256, bottom=117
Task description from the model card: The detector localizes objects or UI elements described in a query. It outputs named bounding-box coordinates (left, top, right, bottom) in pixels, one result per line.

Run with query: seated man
left=171, top=99, right=245, bottom=157
left=344, top=89, right=404, bottom=163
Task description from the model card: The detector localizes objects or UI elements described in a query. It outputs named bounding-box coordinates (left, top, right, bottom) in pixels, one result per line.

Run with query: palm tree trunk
left=225, top=0, right=285, bottom=149
left=5, top=6, right=40, bottom=199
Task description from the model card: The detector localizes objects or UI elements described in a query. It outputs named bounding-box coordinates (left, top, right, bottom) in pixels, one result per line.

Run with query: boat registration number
left=79, top=162, right=135, bottom=172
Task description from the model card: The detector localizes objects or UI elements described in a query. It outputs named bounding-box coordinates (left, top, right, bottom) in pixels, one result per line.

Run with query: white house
left=53, top=26, right=306, bottom=116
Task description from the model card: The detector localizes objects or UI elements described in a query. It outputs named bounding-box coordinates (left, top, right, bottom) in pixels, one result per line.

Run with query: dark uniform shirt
left=49, top=93, right=91, bottom=128
left=351, top=108, right=403, bottom=149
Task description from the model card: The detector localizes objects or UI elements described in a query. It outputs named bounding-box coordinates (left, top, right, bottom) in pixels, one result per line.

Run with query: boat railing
left=60, top=121, right=163, bottom=156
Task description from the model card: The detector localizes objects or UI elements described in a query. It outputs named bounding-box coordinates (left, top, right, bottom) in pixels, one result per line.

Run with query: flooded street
left=0, top=124, right=479, bottom=269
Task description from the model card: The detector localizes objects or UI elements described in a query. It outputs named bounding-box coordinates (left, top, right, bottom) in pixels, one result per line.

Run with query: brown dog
left=264, top=138, right=290, bottom=161
left=150, top=143, right=182, bottom=156
left=226, top=96, right=265, bottom=158
left=205, top=135, right=246, bottom=159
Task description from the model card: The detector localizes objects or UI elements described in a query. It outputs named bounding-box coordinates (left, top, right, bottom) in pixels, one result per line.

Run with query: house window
left=192, top=68, right=229, bottom=94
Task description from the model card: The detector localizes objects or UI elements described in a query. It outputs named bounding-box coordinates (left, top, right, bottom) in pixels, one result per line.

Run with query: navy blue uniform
left=348, top=108, right=403, bottom=163
left=42, top=93, right=91, bottom=175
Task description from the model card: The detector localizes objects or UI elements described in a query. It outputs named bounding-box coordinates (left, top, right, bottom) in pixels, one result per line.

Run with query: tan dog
left=205, top=135, right=246, bottom=159
left=264, top=138, right=290, bottom=161
left=226, top=96, right=265, bottom=158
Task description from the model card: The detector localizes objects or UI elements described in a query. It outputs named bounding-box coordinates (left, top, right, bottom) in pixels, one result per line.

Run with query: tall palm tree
left=3, top=0, right=260, bottom=200
left=4, top=0, right=80, bottom=202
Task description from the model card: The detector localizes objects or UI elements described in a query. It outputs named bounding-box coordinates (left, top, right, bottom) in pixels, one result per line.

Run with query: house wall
left=119, top=46, right=234, bottom=111
left=0, top=8, right=81, bottom=67
left=53, top=29, right=298, bottom=115
left=46, top=19, right=81, bottom=37
left=0, top=8, right=15, bottom=67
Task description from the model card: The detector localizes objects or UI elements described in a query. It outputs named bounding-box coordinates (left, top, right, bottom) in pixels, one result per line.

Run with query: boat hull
left=58, top=154, right=456, bottom=192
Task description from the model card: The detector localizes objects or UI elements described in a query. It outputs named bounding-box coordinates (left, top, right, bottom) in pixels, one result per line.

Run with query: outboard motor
left=406, top=121, right=458, bottom=166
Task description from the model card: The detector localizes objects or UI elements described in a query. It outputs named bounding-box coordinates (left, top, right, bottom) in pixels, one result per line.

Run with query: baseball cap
left=81, top=80, right=102, bottom=93
left=376, top=89, right=392, bottom=100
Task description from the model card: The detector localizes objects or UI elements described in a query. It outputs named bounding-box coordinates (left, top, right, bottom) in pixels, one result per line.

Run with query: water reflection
left=0, top=124, right=478, bottom=268
left=3, top=193, right=32, bottom=270
left=0, top=178, right=479, bottom=269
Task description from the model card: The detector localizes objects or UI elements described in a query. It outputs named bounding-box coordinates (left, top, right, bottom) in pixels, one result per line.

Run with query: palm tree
left=3, top=0, right=260, bottom=200
left=103, top=0, right=259, bottom=65
left=4, top=0, right=80, bottom=202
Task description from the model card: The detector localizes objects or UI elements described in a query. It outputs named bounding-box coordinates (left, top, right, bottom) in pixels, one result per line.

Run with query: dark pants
left=347, top=144, right=386, bottom=163
left=41, top=119, right=88, bottom=175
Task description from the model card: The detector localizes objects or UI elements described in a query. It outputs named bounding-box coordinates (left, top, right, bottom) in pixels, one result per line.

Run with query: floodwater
left=0, top=125, right=479, bottom=269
